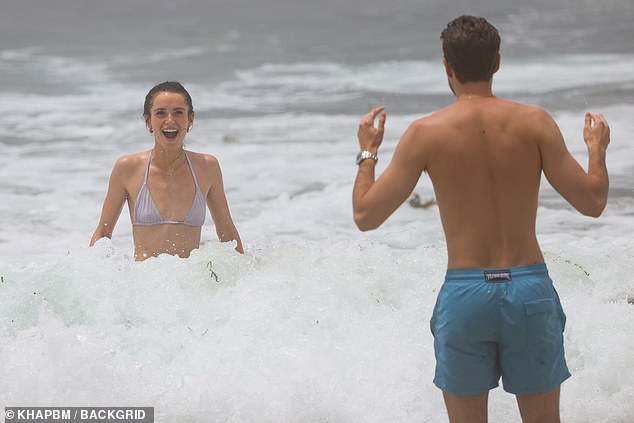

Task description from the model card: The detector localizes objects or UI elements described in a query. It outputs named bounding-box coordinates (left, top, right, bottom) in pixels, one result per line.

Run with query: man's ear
left=492, top=53, right=501, bottom=75
left=443, top=57, right=454, bottom=78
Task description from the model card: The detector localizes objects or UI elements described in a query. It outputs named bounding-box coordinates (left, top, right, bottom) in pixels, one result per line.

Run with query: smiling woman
left=90, top=81, right=243, bottom=260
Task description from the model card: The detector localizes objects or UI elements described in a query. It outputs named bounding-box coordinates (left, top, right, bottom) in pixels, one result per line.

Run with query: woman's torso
left=125, top=150, right=210, bottom=260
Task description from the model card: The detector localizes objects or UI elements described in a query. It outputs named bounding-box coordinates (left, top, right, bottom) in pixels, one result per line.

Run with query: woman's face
left=145, top=92, right=194, bottom=150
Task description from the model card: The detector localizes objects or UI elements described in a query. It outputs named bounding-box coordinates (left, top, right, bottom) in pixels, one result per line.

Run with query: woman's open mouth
left=162, top=129, right=179, bottom=139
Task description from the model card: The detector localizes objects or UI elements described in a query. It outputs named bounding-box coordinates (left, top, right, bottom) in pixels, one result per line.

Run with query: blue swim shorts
left=430, top=263, right=571, bottom=396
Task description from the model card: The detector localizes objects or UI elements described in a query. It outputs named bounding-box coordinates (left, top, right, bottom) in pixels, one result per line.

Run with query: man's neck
left=452, top=80, right=494, bottom=101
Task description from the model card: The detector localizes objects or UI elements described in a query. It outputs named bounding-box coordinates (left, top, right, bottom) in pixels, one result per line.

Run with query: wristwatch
left=356, top=150, right=378, bottom=165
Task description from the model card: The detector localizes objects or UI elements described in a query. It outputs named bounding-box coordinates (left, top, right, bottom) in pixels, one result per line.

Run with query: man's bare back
left=416, top=97, right=546, bottom=268
left=353, top=97, right=608, bottom=270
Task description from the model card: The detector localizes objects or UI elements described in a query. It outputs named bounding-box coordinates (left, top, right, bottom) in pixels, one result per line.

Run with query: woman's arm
left=90, top=158, right=130, bottom=246
left=205, top=157, right=244, bottom=253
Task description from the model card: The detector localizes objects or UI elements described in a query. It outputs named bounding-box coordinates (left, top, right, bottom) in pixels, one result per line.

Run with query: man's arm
left=539, top=111, right=610, bottom=217
left=353, top=107, right=427, bottom=231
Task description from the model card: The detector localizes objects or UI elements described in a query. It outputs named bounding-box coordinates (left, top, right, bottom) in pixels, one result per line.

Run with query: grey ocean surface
left=1, top=1, right=634, bottom=422
left=2, top=0, right=633, bottom=106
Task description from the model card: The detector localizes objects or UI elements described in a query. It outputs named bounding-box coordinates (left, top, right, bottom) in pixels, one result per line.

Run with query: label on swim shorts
left=484, top=270, right=512, bottom=282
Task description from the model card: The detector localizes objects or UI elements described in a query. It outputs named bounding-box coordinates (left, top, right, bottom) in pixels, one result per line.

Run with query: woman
left=90, top=81, right=243, bottom=260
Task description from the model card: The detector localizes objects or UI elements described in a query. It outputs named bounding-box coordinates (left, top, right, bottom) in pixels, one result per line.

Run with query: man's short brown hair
left=440, top=15, right=500, bottom=83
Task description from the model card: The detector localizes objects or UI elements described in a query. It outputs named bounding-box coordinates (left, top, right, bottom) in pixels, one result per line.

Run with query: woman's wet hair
left=143, top=81, right=194, bottom=118
left=440, top=15, right=500, bottom=83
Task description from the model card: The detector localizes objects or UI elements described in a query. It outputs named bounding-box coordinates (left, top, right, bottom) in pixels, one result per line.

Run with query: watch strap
left=356, top=150, right=378, bottom=165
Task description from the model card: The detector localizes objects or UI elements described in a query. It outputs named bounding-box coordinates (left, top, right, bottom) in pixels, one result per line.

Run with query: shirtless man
left=352, top=15, right=609, bottom=423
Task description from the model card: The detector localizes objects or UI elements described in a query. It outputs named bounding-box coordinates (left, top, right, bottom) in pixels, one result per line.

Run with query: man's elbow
left=353, top=211, right=379, bottom=232
left=579, top=195, right=608, bottom=218
left=586, top=201, right=607, bottom=218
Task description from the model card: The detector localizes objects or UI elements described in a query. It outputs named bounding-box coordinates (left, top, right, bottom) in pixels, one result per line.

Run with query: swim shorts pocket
left=524, top=298, right=562, bottom=349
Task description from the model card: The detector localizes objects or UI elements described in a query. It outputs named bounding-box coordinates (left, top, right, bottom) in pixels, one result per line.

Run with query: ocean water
left=1, top=0, right=633, bottom=421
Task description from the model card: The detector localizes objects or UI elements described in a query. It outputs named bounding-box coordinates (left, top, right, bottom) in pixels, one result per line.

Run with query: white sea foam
left=1, top=239, right=632, bottom=422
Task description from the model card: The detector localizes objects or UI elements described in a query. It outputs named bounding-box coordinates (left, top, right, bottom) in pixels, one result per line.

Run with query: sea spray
left=1, top=239, right=632, bottom=421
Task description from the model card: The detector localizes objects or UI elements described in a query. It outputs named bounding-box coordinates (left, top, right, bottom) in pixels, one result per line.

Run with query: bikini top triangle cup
left=133, top=152, right=206, bottom=227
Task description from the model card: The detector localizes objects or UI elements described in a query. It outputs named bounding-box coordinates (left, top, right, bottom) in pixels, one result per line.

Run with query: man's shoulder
left=492, top=98, right=552, bottom=120
left=396, top=111, right=455, bottom=154
left=406, top=104, right=471, bottom=136
left=403, top=99, right=555, bottom=138
left=408, top=107, right=453, bottom=131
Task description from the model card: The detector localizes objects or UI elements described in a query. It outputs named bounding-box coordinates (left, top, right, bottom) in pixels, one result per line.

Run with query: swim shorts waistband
left=445, top=263, right=548, bottom=283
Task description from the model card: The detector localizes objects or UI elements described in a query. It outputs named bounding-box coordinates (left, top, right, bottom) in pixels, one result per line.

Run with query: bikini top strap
left=143, top=151, right=152, bottom=184
left=185, top=153, right=200, bottom=189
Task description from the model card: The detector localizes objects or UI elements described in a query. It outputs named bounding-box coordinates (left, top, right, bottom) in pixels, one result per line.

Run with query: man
left=352, top=15, right=610, bottom=423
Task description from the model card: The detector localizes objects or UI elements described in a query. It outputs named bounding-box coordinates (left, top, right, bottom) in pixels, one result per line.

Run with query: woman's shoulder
left=185, top=151, right=224, bottom=187
left=111, top=150, right=151, bottom=176
left=186, top=150, right=220, bottom=168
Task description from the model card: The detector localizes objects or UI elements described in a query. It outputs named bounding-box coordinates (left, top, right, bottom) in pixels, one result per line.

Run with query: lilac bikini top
left=133, top=152, right=206, bottom=227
